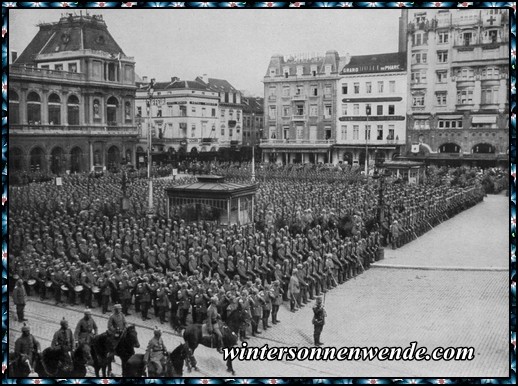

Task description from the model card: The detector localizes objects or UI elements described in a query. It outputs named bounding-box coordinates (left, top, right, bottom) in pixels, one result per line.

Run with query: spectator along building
left=9, top=13, right=138, bottom=175
left=134, top=75, right=243, bottom=165
left=404, top=8, right=509, bottom=166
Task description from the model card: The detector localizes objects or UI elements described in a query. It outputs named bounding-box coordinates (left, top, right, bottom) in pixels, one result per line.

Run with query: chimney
left=199, top=74, right=207, bottom=83
left=11, top=51, right=18, bottom=63
left=142, top=76, right=148, bottom=83
left=171, top=76, right=179, bottom=83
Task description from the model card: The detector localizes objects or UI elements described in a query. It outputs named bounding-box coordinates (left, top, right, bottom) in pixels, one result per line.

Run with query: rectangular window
left=389, top=81, right=396, bottom=93
left=436, top=70, right=448, bottom=83
left=457, top=89, right=474, bottom=104
left=191, top=106, right=196, bottom=114
left=212, top=108, right=216, bottom=117
left=412, top=95, right=425, bottom=107
left=377, top=125, right=383, bottom=140
left=482, top=88, right=498, bottom=104
left=269, top=87, right=276, bottom=96
left=54, top=64, right=63, bottom=71
left=324, top=104, right=332, bottom=119
left=295, top=104, right=304, bottom=116
left=459, top=68, right=474, bottom=80
left=310, top=104, right=318, bottom=117
left=269, top=126, right=276, bottom=139
left=202, top=107, right=206, bottom=117
left=191, top=124, right=196, bottom=138
left=282, top=105, right=291, bottom=117
left=157, top=108, right=162, bottom=118
left=353, top=104, right=359, bottom=115
left=296, top=126, right=304, bottom=140
left=388, top=125, right=395, bottom=140
left=354, top=83, right=360, bottom=94
left=411, top=71, right=427, bottom=83
left=365, top=104, right=371, bottom=116
left=365, top=125, right=371, bottom=140
left=463, top=32, right=473, bottom=46
left=311, top=86, right=318, bottom=96
left=220, top=108, right=225, bottom=117
left=269, top=105, right=276, bottom=119
left=282, top=86, right=290, bottom=97
left=221, top=128, right=225, bottom=136
left=377, top=105, right=383, bottom=115
left=68, top=63, right=77, bottom=72
left=137, top=106, right=142, bottom=117
left=341, top=104, right=348, bottom=116
left=377, top=81, right=384, bottom=93
left=324, top=85, right=332, bottom=98
left=342, top=84, right=348, bottom=94
left=436, top=92, right=447, bottom=106
left=180, top=106, right=187, bottom=117
left=341, top=125, right=347, bottom=140
left=388, top=105, right=395, bottom=115
left=437, top=51, right=448, bottom=63
left=366, top=82, right=372, bottom=94
left=438, top=31, right=449, bottom=44
left=229, top=128, right=233, bottom=137
left=353, top=125, right=359, bottom=140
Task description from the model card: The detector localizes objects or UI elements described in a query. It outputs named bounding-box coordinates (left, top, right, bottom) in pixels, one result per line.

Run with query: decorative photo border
left=1, top=1, right=515, bottom=384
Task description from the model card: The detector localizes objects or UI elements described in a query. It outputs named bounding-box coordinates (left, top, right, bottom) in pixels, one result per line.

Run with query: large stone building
left=335, top=52, right=407, bottom=168
left=242, top=96, right=264, bottom=147
left=261, top=51, right=342, bottom=164
left=134, top=77, right=220, bottom=164
left=9, top=13, right=138, bottom=174
left=404, top=8, right=509, bottom=165
left=134, top=75, right=243, bottom=164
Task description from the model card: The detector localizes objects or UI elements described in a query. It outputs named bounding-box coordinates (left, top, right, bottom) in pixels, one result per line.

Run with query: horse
left=125, top=343, right=189, bottom=377
left=91, top=325, right=140, bottom=377
left=9, top=352, right=32, bottom=377
left=183, top=308, right=245, bottom=375
left=33, top=343, right=93, bottom=378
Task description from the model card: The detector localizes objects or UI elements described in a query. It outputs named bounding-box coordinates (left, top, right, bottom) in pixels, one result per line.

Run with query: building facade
left=242, top=96, right=264, bottom=147
left=135, top=77, right=220, bottom=164
left=335, top=52, right=407, bottom=168
left=9, top=13, right=138, bottom=175
left=196, top=76, right=244, bottom=150
left=260, top=51, right=342, bottom=164
left=405, top=8, right=509, bottom=165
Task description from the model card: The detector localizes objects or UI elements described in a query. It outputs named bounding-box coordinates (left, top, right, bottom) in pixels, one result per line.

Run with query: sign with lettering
left=151, top=98, right=165, bottom=106
left=341, top=63, right=403, bottom=74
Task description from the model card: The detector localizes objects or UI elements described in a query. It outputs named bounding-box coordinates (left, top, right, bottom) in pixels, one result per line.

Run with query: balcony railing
left=260, top=139, right=334, bottom=146
left=10, top=124, right=138, bottom=136
left=292, top=94, right=307, bottom=101
left=10, top=65, right=86, bottom=81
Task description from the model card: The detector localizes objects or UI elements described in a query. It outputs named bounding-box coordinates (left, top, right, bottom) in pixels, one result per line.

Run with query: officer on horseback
left=14, top=323, right=40, bottom=372
left=144, top=327, right=168, bottom=376
left=206, top=295, right=223, bottom=353
left=74, top=308, right=98, bottom=346
left=51, top=318, right=74, bottom=370
left=107, top=304, right=126, bottom=338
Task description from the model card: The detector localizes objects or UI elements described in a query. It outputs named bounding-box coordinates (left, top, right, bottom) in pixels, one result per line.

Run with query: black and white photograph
left=5, top=5, right=511, bottom=380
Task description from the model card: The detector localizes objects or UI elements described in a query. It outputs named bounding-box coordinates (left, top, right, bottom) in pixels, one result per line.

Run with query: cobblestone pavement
left=378, top=194, right=508, bottom=269
left=8, top=195, right=509, bottom=378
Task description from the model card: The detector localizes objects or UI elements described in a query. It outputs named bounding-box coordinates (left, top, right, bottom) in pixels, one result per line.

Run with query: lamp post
left=251, top=145, right=256, bottom=183
left=146, top=79, right=156, bottom=216
left=364, top=116, right=370, bottom=177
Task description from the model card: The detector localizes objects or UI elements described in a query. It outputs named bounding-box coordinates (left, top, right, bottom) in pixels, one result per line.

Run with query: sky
left=8, top=8, right=402, bottom=96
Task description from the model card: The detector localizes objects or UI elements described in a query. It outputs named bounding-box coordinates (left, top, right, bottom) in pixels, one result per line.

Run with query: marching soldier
left=14, top=324, right=41, bottom=371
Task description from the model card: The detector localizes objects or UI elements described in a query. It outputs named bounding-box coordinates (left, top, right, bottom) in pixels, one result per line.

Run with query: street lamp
left=146, top=78, right=156, bottom=216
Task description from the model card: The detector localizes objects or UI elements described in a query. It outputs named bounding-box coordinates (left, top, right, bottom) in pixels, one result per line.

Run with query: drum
left=91, top=286, right=100, bottom=294
left=61, top=285, right=69, bottom=292
left=45, top=281, right=53, bottom=288
left=74, top=285, right=84, bottom=293
left=27, top=279, right=36, bottom=286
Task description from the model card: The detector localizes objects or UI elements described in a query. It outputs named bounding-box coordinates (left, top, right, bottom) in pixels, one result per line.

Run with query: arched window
left=93, top=98, right=101, bottom=121
left=9, top=90, right=20, bottom=124
left=67, top=95, right=80, bottom=125
left=27, top=92, right=41, bottom=124
left=107, top=96, right=118, bottom=125
left=48, top=93, right=61, bottom=125
left=124, top=101, right=132, bottom=123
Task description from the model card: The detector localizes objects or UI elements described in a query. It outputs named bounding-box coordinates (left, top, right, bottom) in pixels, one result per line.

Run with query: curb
left=371, top=263, right=507, bottom=272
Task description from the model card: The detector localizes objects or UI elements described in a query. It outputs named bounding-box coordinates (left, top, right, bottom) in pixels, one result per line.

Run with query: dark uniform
left=312, top=297, right=326, bottom=346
